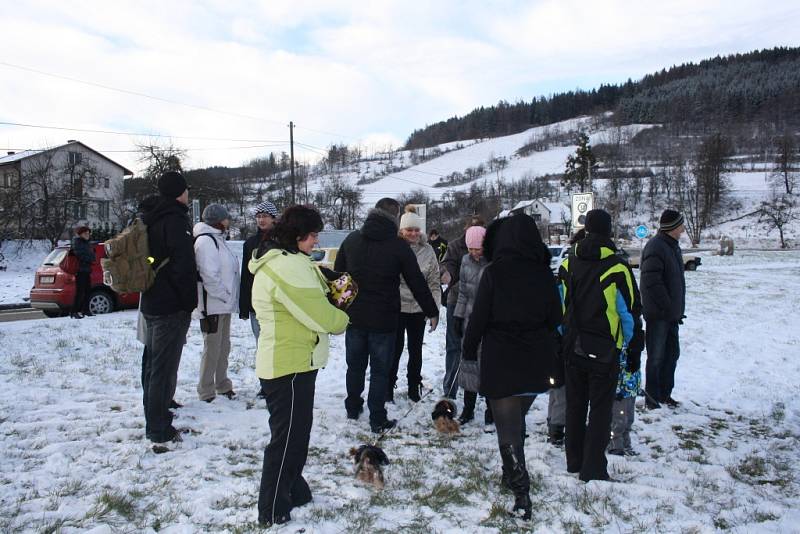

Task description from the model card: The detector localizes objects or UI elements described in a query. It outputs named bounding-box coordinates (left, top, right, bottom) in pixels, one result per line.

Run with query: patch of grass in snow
left=673, top=426, right=705, bottom=453
left=54, top=337, right=70, bottom=349
left=88, top=490, right=136, bottom=522
left=414, top=481, right=470, bottom=512
left=770, top=402, right=785, bottom=423
left=9, top=353, right=44, bottom=377
left=480, top=500, right=525, bottom=532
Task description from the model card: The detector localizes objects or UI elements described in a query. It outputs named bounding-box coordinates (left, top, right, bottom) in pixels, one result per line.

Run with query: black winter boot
left=499, top=444, right=532, bottom=520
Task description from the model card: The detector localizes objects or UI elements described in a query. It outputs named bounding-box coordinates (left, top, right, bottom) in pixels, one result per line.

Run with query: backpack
left=101, top=218, right=169, bottom=293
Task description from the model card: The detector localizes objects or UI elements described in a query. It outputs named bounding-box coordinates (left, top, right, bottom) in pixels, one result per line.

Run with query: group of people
left=134, top=169, right=688, bottom=526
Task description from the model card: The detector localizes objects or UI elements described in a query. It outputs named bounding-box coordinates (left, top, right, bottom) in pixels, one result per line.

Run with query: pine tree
left=562, top=133, right=597, bottom=193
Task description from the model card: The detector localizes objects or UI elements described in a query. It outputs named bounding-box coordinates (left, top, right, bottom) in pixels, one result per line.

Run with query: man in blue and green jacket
left=559, top=209, right=643, bottom=482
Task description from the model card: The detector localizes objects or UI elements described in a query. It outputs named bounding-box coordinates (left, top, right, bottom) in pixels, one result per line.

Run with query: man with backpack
left=558, top=209, right=643, bottom=482
left=140, top=171, right=197, bottom=445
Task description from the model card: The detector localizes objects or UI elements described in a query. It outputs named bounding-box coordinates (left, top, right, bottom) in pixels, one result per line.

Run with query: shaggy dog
left=349, top=445, right=390, bottom=490
left=431, top=399, right=460, bottom=434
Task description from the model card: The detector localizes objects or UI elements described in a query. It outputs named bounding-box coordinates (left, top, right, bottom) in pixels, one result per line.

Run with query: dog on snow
left=431, top=399, right=460, bottom=434
left=349, top=444, right=390, bottom=490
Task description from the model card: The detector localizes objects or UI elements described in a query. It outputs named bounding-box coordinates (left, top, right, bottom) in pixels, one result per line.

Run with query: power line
left=0, top=61, right=287, bottom=127
left=1, top=61, right=361, bottom=143
left=0, top=120, right=286, bottom=143
left=1, top=143, right=288, bottom=153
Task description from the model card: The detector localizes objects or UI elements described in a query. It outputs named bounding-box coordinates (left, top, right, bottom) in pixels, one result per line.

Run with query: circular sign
left=635, top=225, right=648, bottom=239
left=577, top=202, right=588, bottom=213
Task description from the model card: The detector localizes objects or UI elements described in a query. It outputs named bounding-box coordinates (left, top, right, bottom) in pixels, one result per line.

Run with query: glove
left=626, top=350, right=641, bottom=373
left=453, top=317, right=464, bottom=337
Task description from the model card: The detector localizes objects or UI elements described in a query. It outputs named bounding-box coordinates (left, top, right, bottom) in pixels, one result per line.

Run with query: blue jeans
left=142, top=310, right=190, bottom=442
left=344, top=326, right=395, bottom=426
left=644, top=320, right=681, bottom=402
left=442, top=302, right=461, bottom=398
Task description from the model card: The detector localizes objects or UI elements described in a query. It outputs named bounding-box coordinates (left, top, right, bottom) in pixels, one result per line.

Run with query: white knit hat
left=399, top=210, right=423, bottom=230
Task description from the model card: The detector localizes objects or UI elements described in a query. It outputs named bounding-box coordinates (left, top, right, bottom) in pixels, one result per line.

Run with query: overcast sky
left=1, top=0, right=798, bottom=174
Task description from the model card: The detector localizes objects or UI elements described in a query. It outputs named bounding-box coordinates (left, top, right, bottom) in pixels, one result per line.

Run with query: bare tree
left=136, top=138, right=186, bottom=181
left=772, top=133, right=797, bottom=195
left=759, top=192, right=795, bottom=249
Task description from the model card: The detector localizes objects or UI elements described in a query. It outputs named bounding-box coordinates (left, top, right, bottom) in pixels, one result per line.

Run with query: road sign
left=192, top=199, right=201, bottom=224
left=635, top=225, right=649, bottom=239
left=571, top=192, right=594, bottom=229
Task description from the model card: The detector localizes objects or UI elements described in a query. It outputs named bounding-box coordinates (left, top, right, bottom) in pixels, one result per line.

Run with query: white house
left=506, top=198, right=571, bottom=242
left=0, top=140, right=133, bottom=237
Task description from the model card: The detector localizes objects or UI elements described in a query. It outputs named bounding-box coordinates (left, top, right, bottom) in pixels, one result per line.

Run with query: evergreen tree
left=562, top=133, right=597, bottom=193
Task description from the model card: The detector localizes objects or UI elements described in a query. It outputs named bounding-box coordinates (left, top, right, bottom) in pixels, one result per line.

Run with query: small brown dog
left=349, top=445, right=390, bottom=490
left=431, top=399, right=460, bottom=434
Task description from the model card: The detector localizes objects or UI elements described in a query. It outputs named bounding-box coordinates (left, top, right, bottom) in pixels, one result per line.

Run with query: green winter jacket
left=250, top=248, right=349, bottom=380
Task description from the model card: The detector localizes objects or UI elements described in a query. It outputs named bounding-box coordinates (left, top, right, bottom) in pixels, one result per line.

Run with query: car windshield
left=42, top=248, right=68, bottom=266
left=310, top=250, right=326, bottom=262
left=548, top=247, right=562, bottom=257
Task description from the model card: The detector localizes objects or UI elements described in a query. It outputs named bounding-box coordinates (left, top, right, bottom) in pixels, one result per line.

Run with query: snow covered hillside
left=1, top=251, right=799, bottom=532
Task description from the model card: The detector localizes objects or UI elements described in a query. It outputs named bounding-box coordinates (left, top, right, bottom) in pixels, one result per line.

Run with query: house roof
left=0, top=141, right=133, bottom=176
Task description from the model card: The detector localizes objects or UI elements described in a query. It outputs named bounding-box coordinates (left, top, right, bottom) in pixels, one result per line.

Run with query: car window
left=548, top=247, right=562, bottom=257
left=310, top=249, right=326, bottom=262
left=42, top=248, right=68, bottom=266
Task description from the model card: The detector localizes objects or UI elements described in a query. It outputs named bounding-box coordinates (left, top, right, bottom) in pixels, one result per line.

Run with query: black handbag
left=200, top=314, right=219, bottom=334
left=458, top=359, right=480, bottom=392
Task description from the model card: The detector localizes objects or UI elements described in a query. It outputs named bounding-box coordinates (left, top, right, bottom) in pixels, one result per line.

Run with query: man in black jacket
left=239, top=200, right=279, bottom=341
left=559, top=209, right=643, bottom=482
left=640, top=209, right=687, bottom=409
left=70, top=225, right=95, bottom=318
left=141, top=171, right=198, bottom=445
left=334, top=198, right=439, bottom=433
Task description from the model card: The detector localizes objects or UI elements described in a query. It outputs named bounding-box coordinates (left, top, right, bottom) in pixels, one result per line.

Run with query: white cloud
left=0, top=0, right=798, bottom=173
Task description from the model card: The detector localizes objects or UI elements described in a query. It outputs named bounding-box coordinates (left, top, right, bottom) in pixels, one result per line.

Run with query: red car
left=30, top=243, right=140, bottom=317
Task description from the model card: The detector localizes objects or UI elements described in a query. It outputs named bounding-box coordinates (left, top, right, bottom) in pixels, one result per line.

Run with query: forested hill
left=404, top=47, right=800, bottom=149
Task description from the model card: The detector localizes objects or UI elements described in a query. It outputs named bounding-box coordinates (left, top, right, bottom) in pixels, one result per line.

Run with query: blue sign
left=635, top=225, right=648, bottom=239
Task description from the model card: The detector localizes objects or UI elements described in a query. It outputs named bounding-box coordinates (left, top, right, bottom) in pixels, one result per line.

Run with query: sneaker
left=370, top=419, right=397, bottom=433
left=484, top=408, right=494, bottom=426
left=258, top=513, right=290, bottom=528
left=547, top=426, right=565, bottom=447
left=169, top=400, right=183, bottom=409
left=664, top=397, right=681, bottom=408
left=608, top=448, right=625, bottom=456
left=203, top=397, right=215, bottom=403
left=151, top=428, right=182, bottom=453
left=624, top=447, right=640, bottom=456
left=221, top=390, right=236, bottom=400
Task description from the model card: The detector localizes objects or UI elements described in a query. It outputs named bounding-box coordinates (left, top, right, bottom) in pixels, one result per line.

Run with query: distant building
left=0, top=140, right=133, bottom=240
left=504, top=198, right=571, bottom=243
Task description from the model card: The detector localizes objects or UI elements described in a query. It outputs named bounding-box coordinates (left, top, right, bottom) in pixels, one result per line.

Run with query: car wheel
left=88, top=289, right=115, bottom=314
left=685, top=261, right=697, bottom=271
left=43, top=309, right=66, bottom=318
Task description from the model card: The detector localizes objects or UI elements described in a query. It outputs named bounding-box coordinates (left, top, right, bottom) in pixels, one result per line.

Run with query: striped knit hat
left=659, top=209, right=684, bottom=232
left=253, top=200, right=278, bottom=218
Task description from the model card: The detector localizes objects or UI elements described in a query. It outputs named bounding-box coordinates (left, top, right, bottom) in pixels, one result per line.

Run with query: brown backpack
left=101, top=219, right=169, bottom=293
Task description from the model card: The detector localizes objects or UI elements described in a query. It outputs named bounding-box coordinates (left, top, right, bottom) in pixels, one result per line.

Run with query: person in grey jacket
left=387, top=207, right=442, bottom=402
left=640, top=209, right=687, bottom=409
left=441, top=214, right=485, bottom=398
left=452, top=225, right=490, bottom=424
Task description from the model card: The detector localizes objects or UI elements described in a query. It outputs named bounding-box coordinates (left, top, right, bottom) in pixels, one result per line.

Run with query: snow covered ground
left=0, top=241, right=51, bottom=306
left=1, top=250, right=799, bottom=532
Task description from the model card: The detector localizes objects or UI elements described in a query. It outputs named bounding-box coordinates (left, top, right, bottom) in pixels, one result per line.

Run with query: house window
left=1, top=171, right=13, bottom=188
left=72, top=202, right=87, bottom=219
left=104, top=177, right=110, bottom=188
left=97, top=200, right=110, bottom=221
left=68, top=152, right=82, bottom=166
left=86, top=175, right=95, bottom=188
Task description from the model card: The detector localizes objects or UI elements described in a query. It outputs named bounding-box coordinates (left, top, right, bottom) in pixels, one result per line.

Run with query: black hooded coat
left=461, top=214, right=562, bottom=398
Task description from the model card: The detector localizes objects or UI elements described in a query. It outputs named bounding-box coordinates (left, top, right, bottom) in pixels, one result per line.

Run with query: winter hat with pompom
left=399, top=205, right=424, bottom=230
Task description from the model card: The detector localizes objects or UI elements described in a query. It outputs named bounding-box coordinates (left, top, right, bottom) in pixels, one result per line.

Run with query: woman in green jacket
left=249, top=205, right=349, bottom=528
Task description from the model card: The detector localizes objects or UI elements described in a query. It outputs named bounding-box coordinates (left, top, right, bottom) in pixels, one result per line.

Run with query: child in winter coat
left=608, top=348, right=642, bottom=456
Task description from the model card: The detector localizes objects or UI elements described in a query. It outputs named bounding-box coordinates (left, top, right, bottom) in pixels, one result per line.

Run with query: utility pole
left=289, top=121, right=296, bottom=204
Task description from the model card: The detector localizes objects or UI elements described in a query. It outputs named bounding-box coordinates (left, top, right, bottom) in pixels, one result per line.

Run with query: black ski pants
left=72, top=271, right=91, bottom=314
left=564, top=354, right=618, bottom=482
left=389, top=312, right=427, bottom=391
left=258, top=370, right=317, bottom=524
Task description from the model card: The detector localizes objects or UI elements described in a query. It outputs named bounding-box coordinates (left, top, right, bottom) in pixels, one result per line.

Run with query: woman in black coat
left=461, top=214, right=562, bottom=520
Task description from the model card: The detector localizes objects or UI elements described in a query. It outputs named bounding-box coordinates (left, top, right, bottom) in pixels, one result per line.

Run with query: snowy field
left=1, top=251, right=799, bottom=533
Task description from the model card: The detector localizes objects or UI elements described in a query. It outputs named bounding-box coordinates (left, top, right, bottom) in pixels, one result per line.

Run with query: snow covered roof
left=0, top=141, right=133, bottom=175
left=543, top=202, right=571, bottom=221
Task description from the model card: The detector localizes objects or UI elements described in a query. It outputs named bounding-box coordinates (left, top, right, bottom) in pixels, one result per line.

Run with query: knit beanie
left=157, top=171, right=188, bottom=198
left=659, top=209, right=684, bottom=232
left=399, top=206, right=424, bottom=230
left=584, top=209, right=612, bottom=238
left=202, top=203, right=230, bottom=226
left=253, top=200, right=279, bottom=218
left=465, top=226, right=487, bottom=249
